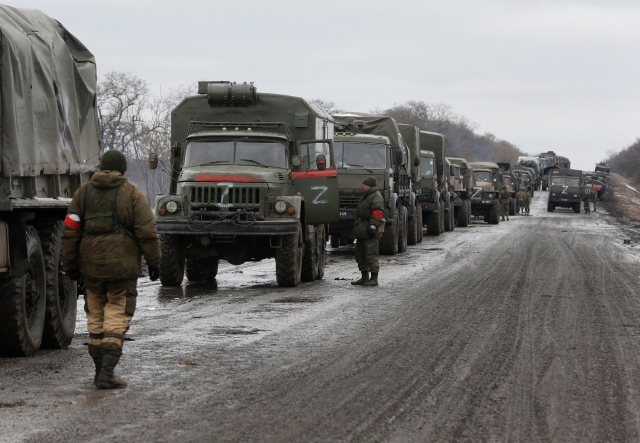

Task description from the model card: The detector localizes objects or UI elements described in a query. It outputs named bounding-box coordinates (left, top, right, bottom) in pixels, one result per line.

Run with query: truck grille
left=339, top=195, right=360, bottom=207
left=188, top=185, right=262, bottom=209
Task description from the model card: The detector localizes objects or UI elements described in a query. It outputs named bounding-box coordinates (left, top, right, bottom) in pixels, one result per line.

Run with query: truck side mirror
left=437, top=162, right=444, bottom=176
left=316, top=154, right=326, bottom=171
left=149, top=153, right=158, bottom=170
left=413, top=157, right=420, bottom=167
left=395, top=150, right=403, bottom=165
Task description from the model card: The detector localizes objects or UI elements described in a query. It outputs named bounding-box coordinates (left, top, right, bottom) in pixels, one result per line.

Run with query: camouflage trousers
left=583, top=198, right=591, bottom=213
left=85, top=279, right=138, bottom=357
left=500, top=203, right=509, bottom=217
left=355, top=238, right=380, bottom=273
left=591, top=198, right=597, bottom=210
left=517, top=200, right=525, bottom=212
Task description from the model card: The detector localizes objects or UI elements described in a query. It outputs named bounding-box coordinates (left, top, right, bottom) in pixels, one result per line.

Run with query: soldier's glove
left=149, top=266, right=161, bottom=282
left=65, top=268, right=81, bottom=281
left=367, top=225, right=377, bottom=237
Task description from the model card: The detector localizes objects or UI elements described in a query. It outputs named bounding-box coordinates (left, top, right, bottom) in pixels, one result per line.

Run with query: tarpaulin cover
left=398, top=124, right=420, bottom=183
left=0, top=5, right=100, bottom=177
left=332, top=113, right=405, bottom=149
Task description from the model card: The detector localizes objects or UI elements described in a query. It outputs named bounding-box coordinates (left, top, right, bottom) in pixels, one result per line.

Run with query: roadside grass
left=604, top=173, right=640, bottom=221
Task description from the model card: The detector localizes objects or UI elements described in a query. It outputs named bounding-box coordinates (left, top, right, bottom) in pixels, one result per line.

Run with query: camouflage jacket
left=61, top=171, right=161, bottom=280
left=498, top=189, right=510, bottom=204
left=353, top=186, right=385, bottom=240
left=516, top=190, right=525, bottom=202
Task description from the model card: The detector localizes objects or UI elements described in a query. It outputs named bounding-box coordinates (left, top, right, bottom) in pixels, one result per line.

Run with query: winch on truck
left=150, top=82, right=339, bottom=287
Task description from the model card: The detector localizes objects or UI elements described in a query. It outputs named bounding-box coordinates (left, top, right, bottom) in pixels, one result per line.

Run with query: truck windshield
left=334, top=142, right=386, bottom=170
left=421, top=157, right=434, bottom=176
left=184, top=140, right=288, bottom=168
left=551, top=177, right=580, bottom=186
left=504, top=176, right=511, bottom=185
left=474, top=171, right=492, bottom=182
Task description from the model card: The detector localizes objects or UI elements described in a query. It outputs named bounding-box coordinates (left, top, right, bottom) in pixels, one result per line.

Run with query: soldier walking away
left=499, top=185, right=510, bottom=221
left=525, top=188, right=532, bottom=214
left=351, top=177, right=385, bottom=287
left=582, top=188, right=591, bottom=214
left=516, top=189, right=525, bottom=214
left=62, top=150, right=161, bottom=389
left=591, top=186, right=597, bottom=212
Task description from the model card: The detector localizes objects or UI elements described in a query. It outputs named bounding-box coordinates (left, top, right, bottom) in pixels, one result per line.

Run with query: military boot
left=351, top=272, right=370, bottom=285
left=501, top=216, right=505, bottom=221
left=363, top=272, right=378, bottom=286
left=92, top=356, right=102, bottom=385
left=96, top=353, right=127, bottom=389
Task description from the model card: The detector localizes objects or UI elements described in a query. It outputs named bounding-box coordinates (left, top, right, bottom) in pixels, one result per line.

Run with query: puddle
left=211, top=327, right=264, bottom=335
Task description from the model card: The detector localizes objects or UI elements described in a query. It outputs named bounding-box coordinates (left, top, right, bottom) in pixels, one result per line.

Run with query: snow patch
left=626, top=184, right=639, bottom=193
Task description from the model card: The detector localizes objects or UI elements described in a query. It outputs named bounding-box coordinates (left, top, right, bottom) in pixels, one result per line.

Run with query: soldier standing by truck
left=582, top=188, right=591, bottom=214
left=516, top=189, right=525, bottom=214
left=62, top=151, right=161, bottom=389
left=499, top=185, right=510, bottom=221
left=351, top=177, right=385, bottom=287
left=524, top=189, right=532, bottom=214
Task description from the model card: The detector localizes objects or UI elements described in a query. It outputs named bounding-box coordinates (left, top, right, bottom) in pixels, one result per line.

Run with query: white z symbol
left=217, top=183, right=234, bottom=210
left=311, top=186, right=328, bottom=204
left=561, top=185, right=568, bottom=194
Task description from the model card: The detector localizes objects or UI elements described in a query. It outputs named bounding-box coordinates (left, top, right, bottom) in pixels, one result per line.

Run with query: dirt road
left=3, top=192, right=640, bottom=442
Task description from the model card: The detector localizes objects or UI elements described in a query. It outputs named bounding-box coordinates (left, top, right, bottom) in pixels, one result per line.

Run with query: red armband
left=372, top=210, right=383, bottom=218
left=64, top=214, right=82, bottom=230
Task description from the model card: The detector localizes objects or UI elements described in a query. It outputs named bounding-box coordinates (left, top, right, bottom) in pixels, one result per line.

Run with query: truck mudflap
left=156, top=219, right=299, bottom=235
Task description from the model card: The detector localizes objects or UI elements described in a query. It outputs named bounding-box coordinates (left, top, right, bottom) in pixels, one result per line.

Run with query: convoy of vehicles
left=0, top=6, right=101, bottom=356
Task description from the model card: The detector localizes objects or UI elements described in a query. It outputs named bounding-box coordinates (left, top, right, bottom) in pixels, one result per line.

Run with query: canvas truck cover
left=0, top=5, right=100, bottom=177
left=332, top=113, right=405, bottom=149
left=397, top=123, right=420, bottom=183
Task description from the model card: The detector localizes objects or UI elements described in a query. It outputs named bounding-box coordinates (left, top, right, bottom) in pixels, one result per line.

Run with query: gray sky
left=6, top=0, right=639, bottom=170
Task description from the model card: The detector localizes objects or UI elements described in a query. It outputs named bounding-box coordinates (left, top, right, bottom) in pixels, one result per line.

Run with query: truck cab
left=469, top=162, right=501, bottom=224
left=547, top=168, right=583, bottom=213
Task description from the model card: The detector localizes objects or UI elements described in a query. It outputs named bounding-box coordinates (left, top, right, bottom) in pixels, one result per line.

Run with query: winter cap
left=363, top=176, right=377, bottom=187
left=100, top=150, right=128, bottom=174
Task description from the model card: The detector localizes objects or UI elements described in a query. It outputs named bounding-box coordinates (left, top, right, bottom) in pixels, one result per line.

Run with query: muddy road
left=3, top=192, right=640, bottom=442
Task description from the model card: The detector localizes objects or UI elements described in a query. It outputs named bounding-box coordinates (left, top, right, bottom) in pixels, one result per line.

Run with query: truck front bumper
left=549, top=196, right=580, bottom=203
left=156, top=219, right=299, bottom=236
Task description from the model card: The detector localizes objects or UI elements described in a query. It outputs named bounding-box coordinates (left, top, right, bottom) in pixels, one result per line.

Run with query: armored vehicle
left=152, top=82, right=339, bottom=287
left=446, top=157, right=474, bottom=227
left=497, top=163, right=518, bottom=216
left=469, top=162, right=501, bottom=224
left=0, top=6, right=101, bottom=356
left=328, top=115, right=415, bottom=254
left=419, top=132, right=454, bottom=235
left=547, top=168, right=583, bottom=213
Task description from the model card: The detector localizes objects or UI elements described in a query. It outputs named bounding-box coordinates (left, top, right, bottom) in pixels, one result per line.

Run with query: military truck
left=0, top=6, right=101, bottom=356
left=469, top=162, right=501, bottom=224
left=151, top=82, right=339, bottom=287
left=497, top=163, right=518, bottom=216
left=513, top=165, right=535, bottom=196
left=397, top=124, right=423, bottom=245
left=446, top=157, right=474, bottom=227
left=538, top=152, right=559, bottom=190
left=547, top=168, right=583, bottom=213
left=517, top=156, right=542, bottom=190
left=593, top=161, right=610, bottom=198
left=327, top=115, right=415, bottom=254
left=419, top=132, right=454, bottom=235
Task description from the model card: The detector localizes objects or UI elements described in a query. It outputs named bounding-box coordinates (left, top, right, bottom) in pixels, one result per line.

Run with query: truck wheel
left=467, top=201, right=472, bottom=225
left=38, top=222, right=76, bottom=349
left=159, top=234, right=185, bottom=286
left=439, top=203, right=445, bottom=233
left=457, top=201, right=469, bottom=227
left=379, top=211, right=399, bottom=255
left=407, top=205, right=418, bottom=246
left=330, top=234, right=340, bottom=249
left=426, top=211, right=441, bottom=236
left=276, top=222, right=303, bottom=287
left=444, top=206, right=453, bottom=232
left=302, top=227, right=319, bottom=282
left=317, top=225, right=326, bottom=280
left=489, top=202, right=500, bottom=224
left=417, top=208, right=424, bottom=242
left=547, top=201, right=555, bottom=212
left=573, top=202, right=581, bottom=213
left=0, top=226, right=46, bottom=357
left=398, top=207, right=408, bottom=253
left=509, top=199, right=516, bottom=216
left=185, top=257, right=219, bottom=283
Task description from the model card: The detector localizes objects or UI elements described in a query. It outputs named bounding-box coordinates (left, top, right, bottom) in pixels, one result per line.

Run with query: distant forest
left=606, top=139, right=640, bottom=184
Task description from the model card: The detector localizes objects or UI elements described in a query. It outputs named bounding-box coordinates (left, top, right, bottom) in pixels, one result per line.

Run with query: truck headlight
left=274, top=200, right=287, bottom=213
left=552, top=193, right=556, bottom=196
left=166, top=201, right=179, bottom=213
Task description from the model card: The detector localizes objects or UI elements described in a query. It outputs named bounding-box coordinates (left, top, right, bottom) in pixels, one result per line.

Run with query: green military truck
left=447, top=157, right=474, bottom=227
left=593, top=161, right=610, bottom=199
left=398, top=124, right=423, bottom=245
left=328, top=115, right=415, bottom=254
left=516, top=156, right=542, bottom=190
left=419, top=132, right=454, bottom=235
left=513, top=165, right=536, bottom=196
left=469, top=162, right=501, bottom=224
left=547, top=168, right=583, bottom=213
left=497, top=163, right=518, bottom=216
left=0, top=6, right=101, bottom=356
left=151, top=82, right=339, bottom=287
left=539, top=151, right=559, bottom=190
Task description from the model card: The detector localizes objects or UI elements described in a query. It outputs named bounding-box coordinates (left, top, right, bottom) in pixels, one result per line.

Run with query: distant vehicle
left=547, top=168, right=583, bottom=213
left=447, top=157, right=474, bottom=227
left=593, top=162, right=611, bottom=198
left=497, top=163, right=518, bottom=216
left=419, top=132, right=455, bottom=235
left=469, top=162, right=501, bottom=224
left=0, top=6, right=101, bottom=356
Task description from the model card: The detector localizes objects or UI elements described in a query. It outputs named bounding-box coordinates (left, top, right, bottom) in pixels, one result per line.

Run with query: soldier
left=591, top=185, right=597, bottom=212
left=524, top=188, right=532, bottom=214
left=351, top=176, right=385, bottom=287
left=62, top=150, right=161, bottom=389
left=499, top=185, right=510, bottom=221
left=516, top=189, right=525, bottom=214
left=582, top=187, right=591, bottom=214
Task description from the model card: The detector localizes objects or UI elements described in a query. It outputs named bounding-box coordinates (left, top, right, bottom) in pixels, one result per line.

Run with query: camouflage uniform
left=62, top=166, right=161, bottom=387
left=524, top=190, right=531, bottom=213
left=352, top=184, right=385, bottom=286
left=582, top=189, right=591, bottom=213
left=499, top=186, right=510, bottom=220
left=516, top=190, right=525, bottom=214
left=590, top=186, right=597, bottom=212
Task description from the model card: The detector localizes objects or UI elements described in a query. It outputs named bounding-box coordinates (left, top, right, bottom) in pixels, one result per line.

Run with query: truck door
left=293, top=140, right=339, bottom=225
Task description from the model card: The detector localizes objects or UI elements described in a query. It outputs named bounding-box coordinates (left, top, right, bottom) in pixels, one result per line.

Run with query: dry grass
left=605, top=173, right=640, bottom=221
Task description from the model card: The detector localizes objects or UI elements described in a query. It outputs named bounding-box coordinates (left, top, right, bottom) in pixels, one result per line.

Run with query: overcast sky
left=6, top=0, right=639, bottom=170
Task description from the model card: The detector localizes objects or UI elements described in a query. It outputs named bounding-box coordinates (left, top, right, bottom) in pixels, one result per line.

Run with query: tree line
left=606, top=139, right=640, bottom=184
left=97, top=72, right=525, bottom=204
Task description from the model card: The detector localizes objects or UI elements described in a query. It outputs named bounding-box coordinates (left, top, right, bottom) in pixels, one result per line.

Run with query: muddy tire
left=426, top=210, right=441, bottom=236
left=467, top=201, right=472, bottom=225
left=302, top=227, right=319, bottom=282
left=398, top=207, right=408, bottom=253
left=439, top=203, right=445, bottom=233
left=330, top=234, right=340, bottom=249
left=379, top=210, right=399, bottom=255
left=276, top=222, right=304, bottom=287
left=444, top=204, right=454, bottom=232
left=573, top=202, right=581, bottom=213
left=317, top=225, right=326, bottom=280
left=38, top=222, right=76, bottom=349
left=407, top=205, right=418, bottom=246
left=159, top=234, right=185, bottom=286
left=0, top=226, right=47, bottom=357
left=489, top=202, right=500, bottom=224
left=185, top=257, right=219, bottom=282
left=417, top=208, right=424, bottom=243
left=547, top=201, right=555, bottom=212
left=457, top=200, right=469, bottom=227
left=509, top=199, right=516, bottom=216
